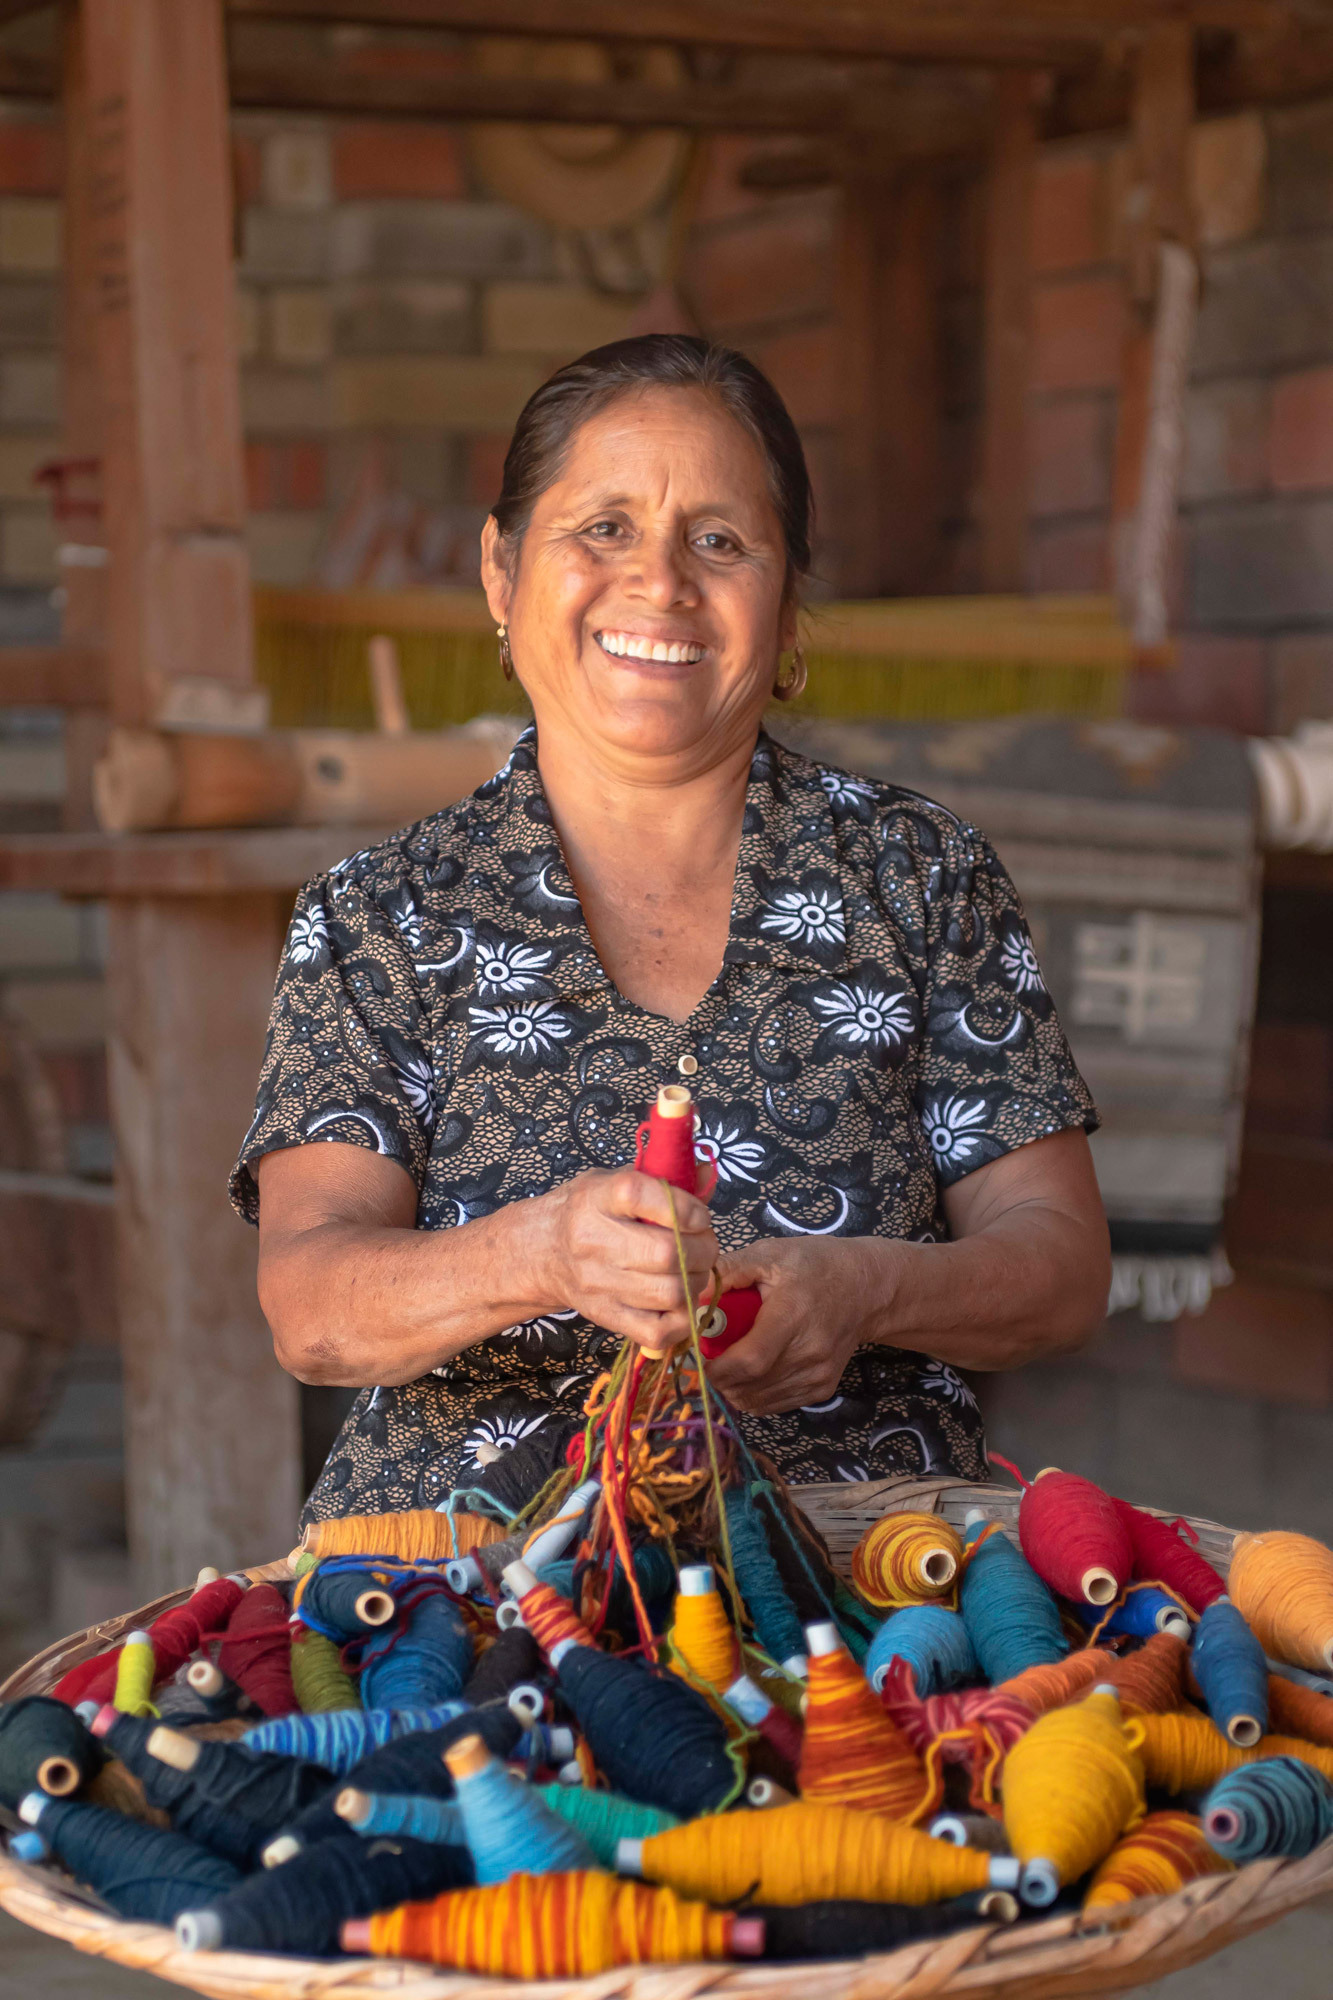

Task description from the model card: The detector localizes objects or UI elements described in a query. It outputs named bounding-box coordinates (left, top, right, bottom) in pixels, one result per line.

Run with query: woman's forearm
left=260, top=1201, right=555, bottom=1387
left=861, top=1201, right=1109, bottom=1373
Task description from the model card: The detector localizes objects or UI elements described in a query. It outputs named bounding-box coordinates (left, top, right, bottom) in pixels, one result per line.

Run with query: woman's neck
left=532, top=717, right=758, bottom=1023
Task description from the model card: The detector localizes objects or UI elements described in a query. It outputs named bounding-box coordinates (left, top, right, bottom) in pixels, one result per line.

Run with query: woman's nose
left=625, top=532, right=699, bottom=607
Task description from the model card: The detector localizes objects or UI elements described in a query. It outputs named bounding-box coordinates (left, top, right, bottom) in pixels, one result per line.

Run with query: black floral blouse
left=231, top=728, right=1097, bottom=1521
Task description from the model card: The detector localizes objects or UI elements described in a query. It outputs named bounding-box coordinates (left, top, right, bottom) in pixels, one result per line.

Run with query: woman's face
left=480, top=386, right=797, bottom=771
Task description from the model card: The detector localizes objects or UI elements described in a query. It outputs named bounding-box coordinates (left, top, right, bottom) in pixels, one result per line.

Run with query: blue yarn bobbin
left=1203, top=1756, right=1333, bottom=1862
left=1192, top=1597, right=1270, bottom=1747
left=360, top=1592, right=474, bottom=1711
left=445, top=1732, right=597, bottom=1883
left=958, top=1518, right=1069, bottom=1685
left=865, top=1604, right=978, bottom=1697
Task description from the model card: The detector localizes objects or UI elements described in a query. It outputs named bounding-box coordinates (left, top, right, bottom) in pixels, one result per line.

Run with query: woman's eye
left=584, top=519, right=622, bottom=539
left=696, top=531, right=736, bottom=554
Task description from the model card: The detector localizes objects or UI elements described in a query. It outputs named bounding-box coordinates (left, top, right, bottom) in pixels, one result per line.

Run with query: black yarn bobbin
left=462, top=1627, right=544, bottom=1708
left=102, top=1715, right=332, bottom=1868
left=298, top=1567, right=400, bottom=1641
left=459, top=1420, right=578, bottom=1523
left=184, top=1831, right=473, bottom=1953
left=0, top=1698, right=104, bottom=1809
left=555, top=1647, right=734, bottom=1818
left=746, top=1893, right=1012, bottom=1960
left=25, top=1797, right=241, bottom=1924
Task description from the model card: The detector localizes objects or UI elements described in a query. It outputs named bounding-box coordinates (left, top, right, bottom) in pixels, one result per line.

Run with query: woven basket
left=3, top=1476, right=1330, bottom=2000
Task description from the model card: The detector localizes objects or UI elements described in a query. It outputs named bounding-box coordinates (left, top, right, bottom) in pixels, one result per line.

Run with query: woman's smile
left=594, top=629, right=709, bottom=665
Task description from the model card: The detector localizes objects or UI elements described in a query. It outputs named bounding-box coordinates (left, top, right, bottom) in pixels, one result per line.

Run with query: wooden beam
left=0, top=643, right=107, bottom=707
left=979, top=71, right=1038, bottom=594
left=0, top=824, right=393, bottom=896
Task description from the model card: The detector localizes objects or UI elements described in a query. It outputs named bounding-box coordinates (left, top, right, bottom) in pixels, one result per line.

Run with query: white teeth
left=597, top=632, right=704, bottom=663
left=650, top=642, right=669, bottom=662
left=667, top=644, right=682, bottom=663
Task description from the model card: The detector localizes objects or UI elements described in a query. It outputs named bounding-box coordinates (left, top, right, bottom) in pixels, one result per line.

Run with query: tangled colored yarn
left=877, top=1660, right=1030, bottom=1808
left=851, top=1513, right=963, bottom=1611
left=1084, top=1810, right=1231, bottom=1909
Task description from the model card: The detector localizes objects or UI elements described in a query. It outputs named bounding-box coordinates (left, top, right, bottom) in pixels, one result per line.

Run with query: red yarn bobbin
left=218, top=1583, right=297, bottom=1717
left=51, top=1575, right=246, bottom=1708
left=1113, top=1497, right=1227, bottom=1613
left=1018, top=1467, right=1133, bottom=1607
left=507, top=1567, right=596, bottom=1661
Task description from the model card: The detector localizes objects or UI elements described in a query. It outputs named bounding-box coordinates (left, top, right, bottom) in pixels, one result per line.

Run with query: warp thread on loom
left=798, top=1623, right=936, bottom=1821
left=360, top=1591, right=473, bottom=1710
left=218, top=1584, right=297, bottom=1718
left=1083, top=1810, right=1231, bottom=1909
left=1113, top=1499, right=1227, bottom=1614
left=347, top=1869, right=750, bottom=1975
left=12, top=1794, right=241, bottom=1923
left=1130, top=1711, right=1333, bottom=1795
left=1191, top=1598, right=1270, bottom=1746
left=619, top=1799, right=1016, bottom=1905
left=299, top=1509, right=505, bottom=1564
left=0, top=1697, right=103, bottom=1807
left=507, top=1563, right=738, bottom=1818
left=50, top=1576, right=246, bottom=1710
left=290, top=1630, right=360, bottom=1714
left=852, top=1513, right=963, bottom=1611
left=1016, top=1469, right=1132, bottom=1608
left=959, top=1520, right=1069, bottom=1686
left=743, top=1892, right=1016, bottom=1959
left=242, top=1703, right=470, bottom=1773
left=176, top=1831, right=473, bottom=1955
left=444, top=1730, right=598, bottom=1882
left=1202, top=1756, right=1333, bottom=1862
left=865, top=1605, right=977, bottom=1697
left=1229, top=1531, right=1333, bottom=1674
left=1001, top=1687, right=1145, bottom=1905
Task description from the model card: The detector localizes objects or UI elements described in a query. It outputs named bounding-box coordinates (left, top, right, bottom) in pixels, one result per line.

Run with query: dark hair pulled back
left=490, top=333, right=812, bottom=586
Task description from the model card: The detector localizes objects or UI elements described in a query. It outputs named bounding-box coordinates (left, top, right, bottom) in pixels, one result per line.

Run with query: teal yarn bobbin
left=958, top=1516, right=1068, bottom=1685
left=865, top=1604, right=978, bottom=1697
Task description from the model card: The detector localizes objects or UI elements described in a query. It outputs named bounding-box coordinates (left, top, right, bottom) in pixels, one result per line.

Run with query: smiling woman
left=231, top=334, right=1110, bottom=1520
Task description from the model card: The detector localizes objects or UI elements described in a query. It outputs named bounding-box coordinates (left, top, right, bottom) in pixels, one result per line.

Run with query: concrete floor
left=6, top=1902, right=1333, bottom=1998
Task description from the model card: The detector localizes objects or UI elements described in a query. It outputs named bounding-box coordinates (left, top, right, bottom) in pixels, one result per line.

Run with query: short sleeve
left=229, top=873, right=435, bottom=1223
left=911, top=825, right=1098, bottom=1186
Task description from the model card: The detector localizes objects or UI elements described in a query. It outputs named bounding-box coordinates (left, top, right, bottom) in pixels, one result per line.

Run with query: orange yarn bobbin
left=506, top=1568, right=595, bottom=1659
left=670, top=1568, right=739, bottom=1692
left=1101, top=1632, right=1188, bottom=1714
left=1268, top=1675, right=1333, bottom=1751
left=1132, top=1710, right=1333, bottom=1794
left=851, top=1512, right=963, bottom=1611
left=299, top=1509, right=504, bottom=1564
left=355, top=1872, right=746, bottom=1975
left=1229, top=1530, right=1333, bottom=1674
left=994, top=1647, right=1116, bottom=1717
left=797, top=1623, right=938, bottom=1822
left=1084, top=1811, right=1232, bottom=1909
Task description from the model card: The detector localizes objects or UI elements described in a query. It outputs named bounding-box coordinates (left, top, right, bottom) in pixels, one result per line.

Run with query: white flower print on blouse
left=473, top=932, right=555, bottom=1000
left=695, top=1108, right=769, bottom=1189
left=391, top=1048, right=435, bottom=1129
left=462, top=1402, right=549, bottom=1466
left=919, top=1092, right=991, bottom=1172
left=918, top=1360, right=980, bottom=1412
left=468, top=998, right=576, bottom=1066
left=998, top=922, right=1046, bottom=997
left=391, top=896, right=423, bottom=952
left=759, top=878, right=845, bottom=952
left=819, top=769, right=877, bottom=820
left=811, top=970, right=916, bottom=1062
left=287, top=901, right=331, bottom=967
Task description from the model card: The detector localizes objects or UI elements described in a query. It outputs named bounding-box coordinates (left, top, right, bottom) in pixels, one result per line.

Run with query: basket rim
left=6, top=1473, right=1321, bottom=2000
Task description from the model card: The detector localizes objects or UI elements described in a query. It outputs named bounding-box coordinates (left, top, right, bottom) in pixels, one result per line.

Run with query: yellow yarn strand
left=1083, top=1811, right=1233, bottom=1909
left=1228, top=1530, right=1333, bottom=1674
left=633, top=1801, right=992, bottom=1906
left=1002, top=1688, right=1144, bottom=1891
left=1130, top=1710, right=1333, bottom=1795
left=852, top=1512, right=964, bottom=1610
left=112, top=1633, right=158, bottom=1718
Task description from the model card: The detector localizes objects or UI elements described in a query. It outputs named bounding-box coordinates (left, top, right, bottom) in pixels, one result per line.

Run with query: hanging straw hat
left=467, top=38, right=690, bottom=231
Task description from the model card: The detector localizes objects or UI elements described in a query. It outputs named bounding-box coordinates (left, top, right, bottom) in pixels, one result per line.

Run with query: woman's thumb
left=716, top=1245, right=767, bottom=1293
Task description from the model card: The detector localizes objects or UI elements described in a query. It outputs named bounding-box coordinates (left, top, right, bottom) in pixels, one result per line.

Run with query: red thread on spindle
left=51, top=1577, right=246, bottom=1708
left=1113, top=1498, right=1227, bottom=1613
left=634, top=1092, right=700, bottom=1192
left=1018, top=1470, right=1133, bottom=1607
left=515, top=1578, right=597, bottom=1661
left=218, top=1583, right=297, bottom=1716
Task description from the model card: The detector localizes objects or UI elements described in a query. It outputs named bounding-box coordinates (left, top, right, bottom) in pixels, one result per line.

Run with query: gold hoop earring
left=774, top=643, right=807, bottom=702
left=497, top=623, right=514, bottom=682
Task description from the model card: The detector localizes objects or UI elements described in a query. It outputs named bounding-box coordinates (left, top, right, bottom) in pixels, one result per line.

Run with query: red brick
left=1032, top=275, right=1124, bottom=393
left=1029, top=395, right=1113, bottom=517
left=1126, top=631, right=1268, bottom=734
left=0, top=118, right=62, bottom=196
left=747, top=322, right=835, bottom=428
left=1182, top=379, right=1271, bottom=502
left=1270, top=365, right=1333, bottom=492
left=1245, top=1022, right=1333, bottom=1141
left=333, top=121, right=465, bottom=201
left=686, top=201, right=834, bottom=334
left=466, top=432, right=509, bottom=509
left=1032, top=153, right=1107, bottom=275
left=1173, top=1280, right=1333, bottom=1406
left=1026, top=518, right=1109, bottom=592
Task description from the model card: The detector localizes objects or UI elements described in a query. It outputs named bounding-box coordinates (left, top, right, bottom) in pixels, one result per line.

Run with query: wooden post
left=1111, top=22, right=1196, bottom=651
left=979, top=71, right=1039, bottom=594
left=75, top=0, right=300, bottom=1595
left=836, top=149, right=943, bottom=596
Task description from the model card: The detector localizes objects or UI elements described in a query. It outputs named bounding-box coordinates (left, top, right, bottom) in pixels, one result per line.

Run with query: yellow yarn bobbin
left=670, top=1567, right=739, bottom=1692
left=1002, top=1685, right=1144, bottom=1905
left=112, top=1631, right=158, bottom=1718
left=1131, top=1710, right=1333, bottom=1794
left=1228, top=1530, right=1333, bottom=1674
left=1083, top=1811, right=1232, bottom=1910
left=851, top=1511, right=964, bottom=1610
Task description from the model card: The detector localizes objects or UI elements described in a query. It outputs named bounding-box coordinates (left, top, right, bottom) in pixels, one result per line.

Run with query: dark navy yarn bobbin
left=101, top=1715, right=332, bottom=1868
left=21, top=1798, right=241, bottom=1924
left=273, top=1703, right=523, bottom=1857
left=958, top=1524, right=1069, bottom=1684
left=722, top=1487, right=806, bottom=1667
left=555, top=1646, right=734, bottom=1817
left=0, top=1698, right=104, bottom=1808
left=180, top=1831, right=474, bottom=1954
left=1191, top=1598, right=1270, bottom=1745
left=456, top=1421, right=579, bottom=1523
left=298, top=1567, right=401, bottom=1641
left=1203, top=1757, right=1333, bottom=1862
left=462, top=1627, right=543, bottom=1707
left=360, top=1593, right=474, bottom=1710
left=746, top=1893, right=1009, bottom=1960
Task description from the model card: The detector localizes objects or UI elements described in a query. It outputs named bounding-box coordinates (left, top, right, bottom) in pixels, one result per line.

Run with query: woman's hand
left=704, top=1237, right=886, bottom=1413
left=531, top=1167, right=719, bottom=1353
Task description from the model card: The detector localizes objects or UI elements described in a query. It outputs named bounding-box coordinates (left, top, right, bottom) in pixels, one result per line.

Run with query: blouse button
left=677, top=1052, right=699, bottom=1078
